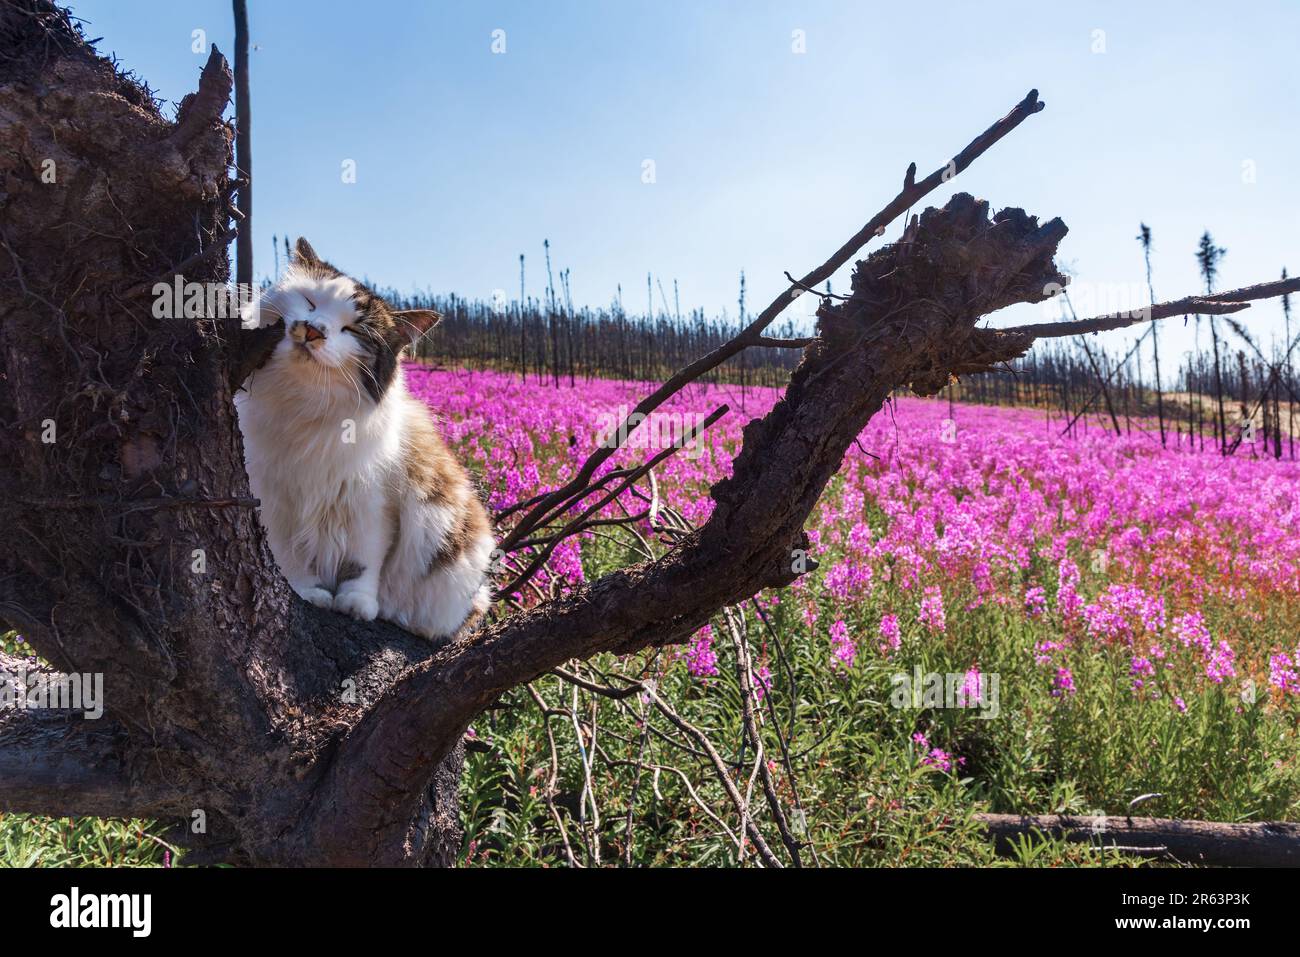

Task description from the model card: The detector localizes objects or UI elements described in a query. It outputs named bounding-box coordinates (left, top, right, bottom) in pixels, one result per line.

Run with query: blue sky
left=76, top=0, right=1299, bottom=368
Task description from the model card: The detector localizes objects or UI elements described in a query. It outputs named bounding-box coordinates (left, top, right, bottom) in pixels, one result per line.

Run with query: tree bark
left=978, top=813, right=1300, bottom=868
left=0, top=0, right=468, bottom=865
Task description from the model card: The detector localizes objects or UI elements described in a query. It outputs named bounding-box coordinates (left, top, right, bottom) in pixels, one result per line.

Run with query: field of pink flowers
left=413, top=364, right=1300, bottom=697
left=410, top=364, right=1300, bottom=865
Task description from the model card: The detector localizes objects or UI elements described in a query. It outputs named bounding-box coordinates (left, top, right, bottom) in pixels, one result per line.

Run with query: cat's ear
left=392, top=309, right=441, bottom=346
left=293, top=237, right=321, bottom=266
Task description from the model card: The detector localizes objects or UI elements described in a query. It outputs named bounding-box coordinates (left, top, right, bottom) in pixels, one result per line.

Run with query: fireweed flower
left=848, top=521, right=873, bottom=554
left=1082, top=584, right=1165, bottom=644
left=878, top=613, right=901, bottom=655
left=1034, top=639, right=1064, bottom=666
left=918, top=586, right=946, bottom=634
left=830, top=619, right=856, bottom=670
left=1204, top=640, right=1236, bottom=684
left=1024, top=586, right=1047, bottom=618
left=1055, top=569, right=1083, bottom=622
left=1269, top=653, right=1300, bottom=694
left=967, top=561, right=994, bottom=610
left=686, top=625, right=718, bottom=679
left=825, top=559, right=873, bottom=601
left=1130, top=655, right=1155, bottom=691
left=1172, top=612, right=1212, bottom=652
left=1052, top=666, right=1076, bottom=697
left=912, top=732, right=963, bottom=772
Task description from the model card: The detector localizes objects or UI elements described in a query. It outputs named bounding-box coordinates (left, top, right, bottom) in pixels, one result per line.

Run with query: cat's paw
left=334, top=590, right=379, bottom=622
left=296, top=585, right=335, bottom=609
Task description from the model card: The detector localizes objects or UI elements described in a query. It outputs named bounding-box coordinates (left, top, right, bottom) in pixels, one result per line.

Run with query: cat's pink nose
left=292, top=320, right=325, bottom=344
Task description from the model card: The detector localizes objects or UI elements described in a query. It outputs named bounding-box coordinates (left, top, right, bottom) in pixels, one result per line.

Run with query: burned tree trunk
left=2, top=1, right=1297, bottom=867
left=0, top=0, right=465, bottom=866
left=978, top=813, right=1300, bottom=868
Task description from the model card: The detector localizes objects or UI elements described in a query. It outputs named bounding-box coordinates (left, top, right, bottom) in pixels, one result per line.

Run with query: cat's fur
left=235, top=238, right=493, bottom=640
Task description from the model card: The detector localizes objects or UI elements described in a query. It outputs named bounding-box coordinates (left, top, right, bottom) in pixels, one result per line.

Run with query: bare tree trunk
left=233, top=0, right=251, bottom=289
left=978, top=814, right=1300, bottom=868
left=1210, top=318, right=1228, bottom=453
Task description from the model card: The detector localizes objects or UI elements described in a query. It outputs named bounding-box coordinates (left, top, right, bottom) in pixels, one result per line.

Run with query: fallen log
left=977, top=813, right=1300, bottom=867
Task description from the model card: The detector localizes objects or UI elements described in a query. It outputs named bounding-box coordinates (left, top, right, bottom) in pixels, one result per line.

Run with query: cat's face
left=246, top=238, right=439, bottom=403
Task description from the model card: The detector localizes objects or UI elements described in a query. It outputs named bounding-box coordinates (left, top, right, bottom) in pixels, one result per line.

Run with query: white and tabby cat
left=235, top=238, right=493, bottom=640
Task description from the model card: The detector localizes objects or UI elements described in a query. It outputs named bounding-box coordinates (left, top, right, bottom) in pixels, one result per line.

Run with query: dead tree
left=978, top=814, right=1300, bottom=868
left=1, top=1, right=1297, bottom=866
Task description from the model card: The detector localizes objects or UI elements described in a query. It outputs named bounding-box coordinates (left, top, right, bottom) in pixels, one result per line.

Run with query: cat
left=234, top=238, right=494, bottom=641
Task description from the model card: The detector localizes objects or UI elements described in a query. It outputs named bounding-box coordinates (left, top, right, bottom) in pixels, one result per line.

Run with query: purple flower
left=1052, top=666, right=1076, bottom=697
left=878, top=613, right=901, bottom=654
left=686, top=625, right=718, bottom=679
left=1204, top=640, right=1236, bottom=684
left=918, top=586, right=946, bottom=634
left=1270, top=652, right=1300, bottom=694
left=1130, top=655, right=1155, bottom=691
left=913, top=732, right=963, bottom=773
left=830, top=619, right=856, bottom=670
left=1024, top=586, right=1047, bottom=618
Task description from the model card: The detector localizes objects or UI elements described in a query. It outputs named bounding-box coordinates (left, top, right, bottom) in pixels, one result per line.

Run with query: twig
left=497, top=90, right=1047, bottom=550
left=494, top=406, right=727, bottom=598
left=1002, top=276, right=1300, bottom=340
left=641, top=682, right=783, bottom=868
left=724, top=607, right=803, bottom=866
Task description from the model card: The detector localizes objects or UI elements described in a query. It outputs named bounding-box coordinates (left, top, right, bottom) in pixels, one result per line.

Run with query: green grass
left=0, top=815, right=176, bottom=868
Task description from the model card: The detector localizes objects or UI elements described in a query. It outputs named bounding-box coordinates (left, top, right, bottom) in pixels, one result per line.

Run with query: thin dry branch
left=495, top=405, right=727, bottom=598
left=1001, top=276, right=1300, bottom=340
left=497, top=89, right=1047, bottom=552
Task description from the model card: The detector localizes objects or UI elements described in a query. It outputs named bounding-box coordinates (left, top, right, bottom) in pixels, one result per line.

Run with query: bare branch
left=1000, top=276, right=1300, bottom=340
left=498, top=89, right=1047, bottom=550
left=0, top=657, right=185, bottom=818
left=495, top=405, right=728, bottom=598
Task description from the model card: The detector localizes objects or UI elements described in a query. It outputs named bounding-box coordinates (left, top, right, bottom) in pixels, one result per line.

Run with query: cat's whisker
left=340, top=362, right=365, bottom=415
left=309, top=354, right=331, bottom=425
left=356, top=357, right=382, bottom=397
